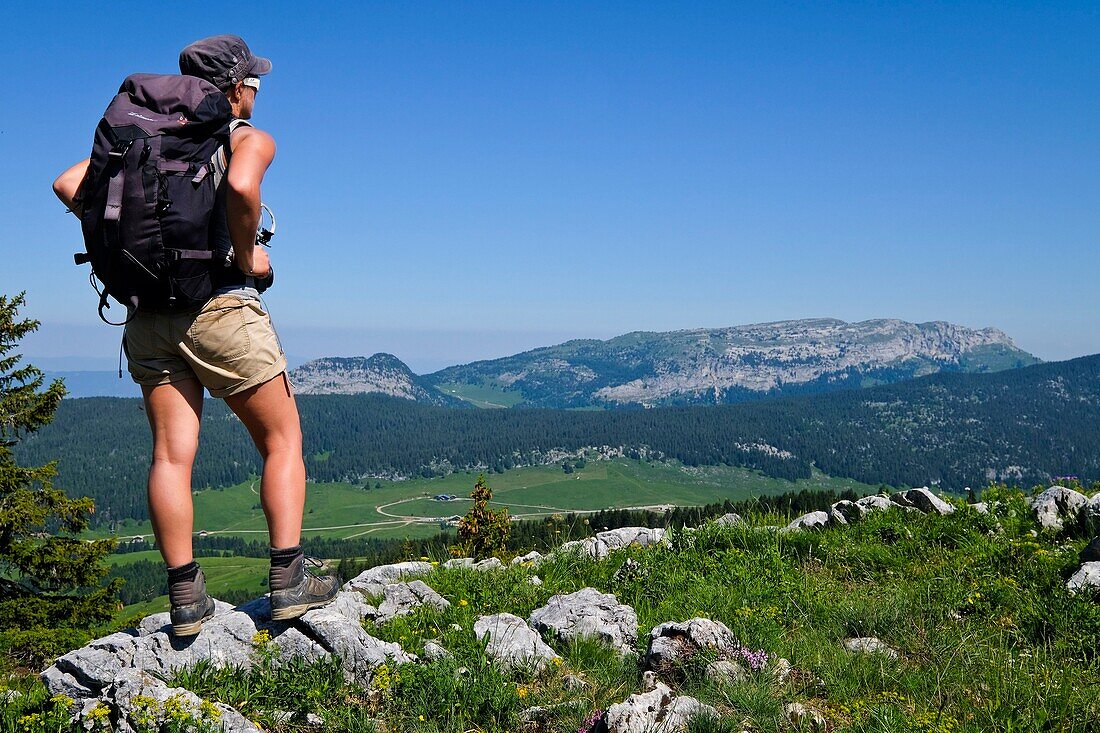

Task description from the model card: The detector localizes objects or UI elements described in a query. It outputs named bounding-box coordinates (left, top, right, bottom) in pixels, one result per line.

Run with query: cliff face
left=288, top=354, right=463, bottom=406
left=427, top=318, right=1039, bottom=408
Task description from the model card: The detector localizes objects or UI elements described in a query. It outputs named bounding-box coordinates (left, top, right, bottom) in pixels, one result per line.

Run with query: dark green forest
left=15, top=354, right=1100, bottom=526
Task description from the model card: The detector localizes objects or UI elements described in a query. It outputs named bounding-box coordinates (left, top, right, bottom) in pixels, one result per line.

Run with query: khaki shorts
left=123, top=294, right=288, bottom=398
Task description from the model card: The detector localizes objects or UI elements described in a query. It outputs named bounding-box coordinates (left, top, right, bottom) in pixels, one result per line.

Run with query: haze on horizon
left=3, top=2, right=1098, bottom=373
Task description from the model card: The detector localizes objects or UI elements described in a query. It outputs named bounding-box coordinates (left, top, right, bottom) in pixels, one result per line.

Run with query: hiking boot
left=269, top=554, right=340, bottom=621
left=169, top=566, right=216, bottom=637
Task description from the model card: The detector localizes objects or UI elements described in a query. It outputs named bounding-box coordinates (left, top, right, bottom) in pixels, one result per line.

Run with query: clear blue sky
left=2, top=1, right=1097, bottom=373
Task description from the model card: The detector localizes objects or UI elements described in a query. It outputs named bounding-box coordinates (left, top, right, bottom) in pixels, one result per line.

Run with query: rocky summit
left=427, top=318, right=1037, bottom=408
left=288, top=354, right=463, bottom=406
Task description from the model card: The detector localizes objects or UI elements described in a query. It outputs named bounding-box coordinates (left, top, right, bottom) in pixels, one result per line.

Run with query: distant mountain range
left=19, top=353, right=1100, bottom=525
left=289, top=318, right=1039, bottom=408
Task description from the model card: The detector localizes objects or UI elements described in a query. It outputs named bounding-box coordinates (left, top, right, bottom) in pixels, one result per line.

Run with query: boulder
left=45, top=600, right=328, bottom=700
left=706, top=659, right=748, bottom=685
left=422, top=640, right=451, bottom=661
left=784, top=702, right=826, bottom=731
left=372, top=580, right=450, bottom=623
left=87, top=669, right=260, bottom=733
left=511, top=550, right=545, bottom=567
left=855, top=495, right=893, bottom=514
left=891, top=487, right=955, bottom=515
left=344, top=561, right=433, bottom=597
left=558, top=537, right=605, bottom=559
left=298, top=606, right=415, bottom=682
left=598, top=527, right=668, bottom=551
left=842, top=636, right=899, bottom=659
left=444, top=557, right=476, bottom=569
left=1029, top=486, right=1088, bottom=532
left=601, top=681, right=718, bottom=733
left=473, top=557, right=504, bottom=571
left=713, top=512, right=744, bottom=526
left=473, top=613, right=561, bottom=672
left=645, top=618, right=740, bottom=679
left=829, top=500, right=863, bottom=525
left=1066, top=562, right=1100, bottom=595
left=559, top=527, right=668, bottom=560
left=785, top=511, right=830, bottom=532
left=529, top=587, right=638, bottom=656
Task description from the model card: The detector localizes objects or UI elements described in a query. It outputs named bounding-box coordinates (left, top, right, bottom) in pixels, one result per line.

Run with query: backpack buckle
left=108, top=140, right=133, bottom=160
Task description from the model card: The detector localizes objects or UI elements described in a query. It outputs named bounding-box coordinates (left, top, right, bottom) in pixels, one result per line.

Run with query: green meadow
left=94, top=459, right=880, bottom=544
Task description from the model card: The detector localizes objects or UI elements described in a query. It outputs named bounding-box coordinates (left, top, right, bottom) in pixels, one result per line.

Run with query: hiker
left=51, top=35, right=338, bottom=636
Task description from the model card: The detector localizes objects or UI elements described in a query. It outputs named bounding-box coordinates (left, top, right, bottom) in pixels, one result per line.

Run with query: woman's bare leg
left=142, top=379, right=204, bottom=568
left=224, top=372, right=305, bottom=549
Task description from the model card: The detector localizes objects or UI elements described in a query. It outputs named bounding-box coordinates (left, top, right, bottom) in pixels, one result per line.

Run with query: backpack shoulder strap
left=212, top=119, right=255, bottom=189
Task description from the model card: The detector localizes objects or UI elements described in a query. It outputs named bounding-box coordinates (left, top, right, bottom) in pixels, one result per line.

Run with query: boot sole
left=270, top=595, right=338, bottom=621
left=172, top=612, right=214, bottom=638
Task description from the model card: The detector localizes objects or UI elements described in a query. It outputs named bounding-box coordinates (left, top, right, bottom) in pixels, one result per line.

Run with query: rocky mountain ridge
left=429, top=318, right=1038, bottom=408
left=291, top=318, right=1039, bottom=408
left=288, top=354, right=463, bottom=407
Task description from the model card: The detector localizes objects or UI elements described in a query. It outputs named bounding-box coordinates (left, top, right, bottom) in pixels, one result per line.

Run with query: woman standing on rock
left=51, top=35, right=338, bottom=636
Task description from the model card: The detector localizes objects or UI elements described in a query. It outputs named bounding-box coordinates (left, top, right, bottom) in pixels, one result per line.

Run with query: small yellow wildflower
left=419, top=714, right=426, bottom=721
left=517, top=686, right=528, bottom=698
left=460, top=599, right=468, bottom=606
left=252, top=630, right=272, bottom=646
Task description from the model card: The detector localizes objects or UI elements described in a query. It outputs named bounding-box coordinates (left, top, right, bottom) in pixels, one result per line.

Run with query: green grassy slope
left=20, top=488, right=1093, bottom=732
left=93, top=459, right=879, bottom=543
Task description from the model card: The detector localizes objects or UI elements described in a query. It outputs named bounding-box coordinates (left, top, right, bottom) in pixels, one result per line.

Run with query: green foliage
left=0, top=293, right=119, bottom=670
left=455, top=474, right=511, bottom=560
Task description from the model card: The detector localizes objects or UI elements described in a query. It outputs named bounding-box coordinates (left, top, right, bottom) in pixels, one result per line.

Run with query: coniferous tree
left=0, top=293, right=120, bottom=667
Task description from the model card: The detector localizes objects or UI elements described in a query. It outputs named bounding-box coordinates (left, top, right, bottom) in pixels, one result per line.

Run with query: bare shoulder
left=229, top=125, right=276, bottom=158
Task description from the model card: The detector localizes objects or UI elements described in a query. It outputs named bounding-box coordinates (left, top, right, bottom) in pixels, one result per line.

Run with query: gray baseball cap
left=179, top=35, right=271, bottom=89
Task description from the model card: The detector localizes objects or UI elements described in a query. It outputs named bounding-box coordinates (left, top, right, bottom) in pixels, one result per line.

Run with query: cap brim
left=249, top=55, right=272, bottom=76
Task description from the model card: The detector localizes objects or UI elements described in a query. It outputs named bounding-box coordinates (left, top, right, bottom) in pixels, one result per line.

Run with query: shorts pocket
left=188, top=302, right=250, bottom=362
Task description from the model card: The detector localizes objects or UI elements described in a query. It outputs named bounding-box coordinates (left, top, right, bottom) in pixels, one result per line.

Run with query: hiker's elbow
left=53, top=159, right=89, bottom=205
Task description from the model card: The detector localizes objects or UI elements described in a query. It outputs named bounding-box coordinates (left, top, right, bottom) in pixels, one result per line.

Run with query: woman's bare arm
left=53, top=159, right=90, bottom=216
left=226, top=127, right=276, bottom=277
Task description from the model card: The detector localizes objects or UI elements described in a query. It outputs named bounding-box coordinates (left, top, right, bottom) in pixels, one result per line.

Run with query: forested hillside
left=15, top=354, right=1100, bottom=525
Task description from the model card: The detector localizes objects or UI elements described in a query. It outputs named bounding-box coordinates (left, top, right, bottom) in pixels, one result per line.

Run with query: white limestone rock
left=372, top=580, right=450, bottom=623
left=602, top=681, right=718, bottom=733
left=94, top=669, right=260, bottom=733
left=785, top=511, right=830, bottom=532
left=645, top=618, right=740, bottom=678
left=891, top=487, right=956, bottom=515
left=706, top=659, right=748, bottom=685
left=473, top=612, right=561, bottom=673
left=784, top=702, right=826, bottom=731
left=842, top=636, right=900, bottom=659
left=298, top=606, right=416, bottom=682
left=511, top=550, right=545, bottom=566
left=598, top=526, right=668, bottom=551
left=1066, top=562, right=1100, bottom=595
left=343, top=561, right=433, bottom=597
left=855, top=495, right=893, bottom=514
left=529, top=587, right=638, bottom=656
left=1030, top=486, right=1089, bottom=532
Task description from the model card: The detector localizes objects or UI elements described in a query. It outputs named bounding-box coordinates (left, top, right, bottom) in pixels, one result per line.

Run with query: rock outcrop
left=600, top=681, right=718, bottom=733
left=473, top=613, right=561, bottom=672
left=529, top=588, right=638, bottom=657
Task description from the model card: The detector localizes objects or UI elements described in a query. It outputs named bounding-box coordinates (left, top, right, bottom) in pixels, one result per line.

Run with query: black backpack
left=75, top=74, right=232, bottom=323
